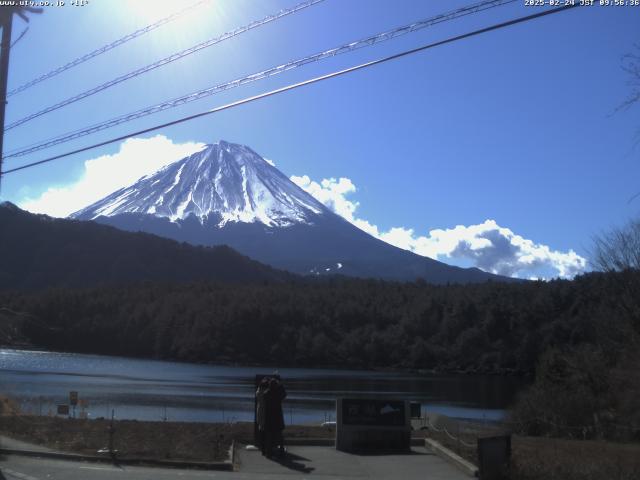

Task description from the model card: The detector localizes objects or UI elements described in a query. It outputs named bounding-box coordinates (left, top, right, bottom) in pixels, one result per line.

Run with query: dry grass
left=0, top=396, right=19, bottom=416
left=5, top=413, right=639, bottom=477
left=0, top=415, right=335, bottom=462
left=511, top=436, right=640, bottom=480
left=0, top=415, right=238, bottom=461
left=423, top=418, right=640, bottom=479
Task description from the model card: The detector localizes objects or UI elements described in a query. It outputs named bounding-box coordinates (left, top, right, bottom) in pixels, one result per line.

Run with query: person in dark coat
left=264, top=377, right=286, bottom=458
left=255, top=378, right=269, bottom=455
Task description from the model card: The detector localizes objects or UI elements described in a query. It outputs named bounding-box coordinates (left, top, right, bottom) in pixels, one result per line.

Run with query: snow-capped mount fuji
left=72, top=141, right=328, bottom=227
left=72, top=140, right=512, bottom=284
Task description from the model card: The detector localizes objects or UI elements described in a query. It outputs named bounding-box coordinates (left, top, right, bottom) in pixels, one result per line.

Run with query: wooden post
left=108, top=409, right=115, bottom=459
left=0, top=10, right=13, bottom=186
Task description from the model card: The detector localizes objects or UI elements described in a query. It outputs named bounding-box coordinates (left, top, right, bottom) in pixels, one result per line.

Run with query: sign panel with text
left=336, top=398, right=411, bottom=452
left=342, top=399, right=406, bottom=426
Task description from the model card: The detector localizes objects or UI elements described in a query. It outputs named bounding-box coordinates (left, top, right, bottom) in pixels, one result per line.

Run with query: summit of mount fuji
left=71, top=140, right=328, bottom=227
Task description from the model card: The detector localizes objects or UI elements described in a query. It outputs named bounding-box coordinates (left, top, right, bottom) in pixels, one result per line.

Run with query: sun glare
left=126, top=0, right=182, bottom=22
left=125, top=0, right=210, bottom=24
left=119, top=0, right=223, bottom=58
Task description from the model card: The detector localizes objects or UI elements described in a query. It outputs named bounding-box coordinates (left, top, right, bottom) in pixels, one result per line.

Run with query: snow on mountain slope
left=71, top=140, right=328, bottom=227
left=69, top=139, right=516, bottom=284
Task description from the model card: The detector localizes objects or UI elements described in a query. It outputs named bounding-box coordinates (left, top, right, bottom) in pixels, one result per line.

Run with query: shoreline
left=0, top=345, right=531, bottom=378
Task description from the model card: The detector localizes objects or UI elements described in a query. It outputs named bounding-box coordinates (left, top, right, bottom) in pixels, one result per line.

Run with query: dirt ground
left=3, top=413, right=639, bottom=477
left=510, top=436, right=640, bottom=480
left=0, top=415, right=335, bottom=462
left=423, top=419, right=640, bottom=480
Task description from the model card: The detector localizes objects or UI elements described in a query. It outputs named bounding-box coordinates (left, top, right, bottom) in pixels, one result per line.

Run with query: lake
left=0, top=348, right=523, bottom=424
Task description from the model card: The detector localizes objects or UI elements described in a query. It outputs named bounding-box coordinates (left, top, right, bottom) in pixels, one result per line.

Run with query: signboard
left=342, top=399, right=405, bottom=426
left=57, top=404, right=69, bottom=415
left=336, top=398, right=411, bottom=452
left=69, top=391, right=78, bottom=406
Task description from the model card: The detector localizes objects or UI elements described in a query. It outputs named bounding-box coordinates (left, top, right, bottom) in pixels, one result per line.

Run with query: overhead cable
left=4, top=0, right=515, bottom=160
left=4, top=0, right=325, bottom=130
left=7, top=0, right=212, bottom=97
left=0, top=3, right=580, bottom=177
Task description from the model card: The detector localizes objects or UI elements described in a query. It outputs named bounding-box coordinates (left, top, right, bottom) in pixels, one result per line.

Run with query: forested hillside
left=2, top=270, right=637, bottom=376
left=0, top=202, right=292, bottom=289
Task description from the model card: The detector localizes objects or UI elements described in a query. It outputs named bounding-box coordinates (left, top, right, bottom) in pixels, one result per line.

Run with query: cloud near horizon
left=290, top=175, right=587, bottom=279
left=20, top=135, right=205, bottom=218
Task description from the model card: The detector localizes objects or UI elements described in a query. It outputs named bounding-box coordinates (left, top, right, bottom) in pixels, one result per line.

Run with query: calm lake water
left=0, top=349, right=523, bottom=424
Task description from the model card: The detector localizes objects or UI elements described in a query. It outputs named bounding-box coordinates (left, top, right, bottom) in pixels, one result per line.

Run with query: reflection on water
left=0, top=349, right=524, bottom=423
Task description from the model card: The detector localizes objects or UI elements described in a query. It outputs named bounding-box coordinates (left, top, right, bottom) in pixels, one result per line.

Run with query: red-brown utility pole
left=0, top=6, right=41, bottom=189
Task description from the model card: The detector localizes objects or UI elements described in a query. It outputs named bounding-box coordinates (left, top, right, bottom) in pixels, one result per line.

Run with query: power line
left=1, top=3, right=580, bottom=178
left=6, top=0, right=212, bottom=97
left=3, top=0, right=516, bottom=161
left=3, top=0, right=325, bottom=132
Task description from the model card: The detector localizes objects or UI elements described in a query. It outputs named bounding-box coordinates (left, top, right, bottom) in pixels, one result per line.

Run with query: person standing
left=255, top=378, right=269, bottom=455
left=264, top=377, right=287, bottom=458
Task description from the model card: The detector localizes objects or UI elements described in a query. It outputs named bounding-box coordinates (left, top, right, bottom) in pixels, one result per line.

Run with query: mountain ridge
left=72, top=140, right=328, bottom=228
left=0, top=202, right=293, bottom=290
left=70, top=140, right=517, bottom=284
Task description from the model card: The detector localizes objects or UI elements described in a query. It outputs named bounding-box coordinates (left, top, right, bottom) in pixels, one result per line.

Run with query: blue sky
left=1, top=0, right=639, bottom=279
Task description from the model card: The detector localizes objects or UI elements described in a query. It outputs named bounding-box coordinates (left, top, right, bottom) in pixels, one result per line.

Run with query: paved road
left=1, top=455, right=225, bottom=480
left=1, top=445, right=469, bottom=480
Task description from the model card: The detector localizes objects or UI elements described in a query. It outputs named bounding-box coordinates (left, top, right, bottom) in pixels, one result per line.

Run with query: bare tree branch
left=616, top=44, right=640, bottom=112
left=591, top=218, right=640, bottom=272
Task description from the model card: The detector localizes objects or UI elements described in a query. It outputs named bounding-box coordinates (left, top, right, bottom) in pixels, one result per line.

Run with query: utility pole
left=0, top=6, right=41, bottom=189
left=0, top=8, right=14, bottom=188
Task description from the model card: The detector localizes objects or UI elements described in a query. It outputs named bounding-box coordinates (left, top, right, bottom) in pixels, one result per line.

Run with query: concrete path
left=237, top=445, right=470, bottom=479
left=0, top=436, right=62, bottom=454
left=0, top=455, right=219, bottom=480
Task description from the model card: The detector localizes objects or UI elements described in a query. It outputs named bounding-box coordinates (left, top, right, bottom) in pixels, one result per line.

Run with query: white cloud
left=290, top=175, right=380, bottom=237
left=291, top=174, right=587, bottom=279
left=20, top=135, right=205, bottom=218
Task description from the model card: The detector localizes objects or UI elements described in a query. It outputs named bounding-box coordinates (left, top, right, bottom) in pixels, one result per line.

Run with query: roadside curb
left=283, top=437, right=425, bottom=447
left=230, top=439, right=237, bottom=471
left=0, top=448, right=233, bottom=471
left=285, top=438, right=334, bottom=446
left=424, top=438, right=478, bottom=477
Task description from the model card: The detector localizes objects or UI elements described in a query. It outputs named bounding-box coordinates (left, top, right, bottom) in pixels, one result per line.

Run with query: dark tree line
left=0, top=203, right=292, bottom=290
left=1, top=269, right=638, bottom=378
